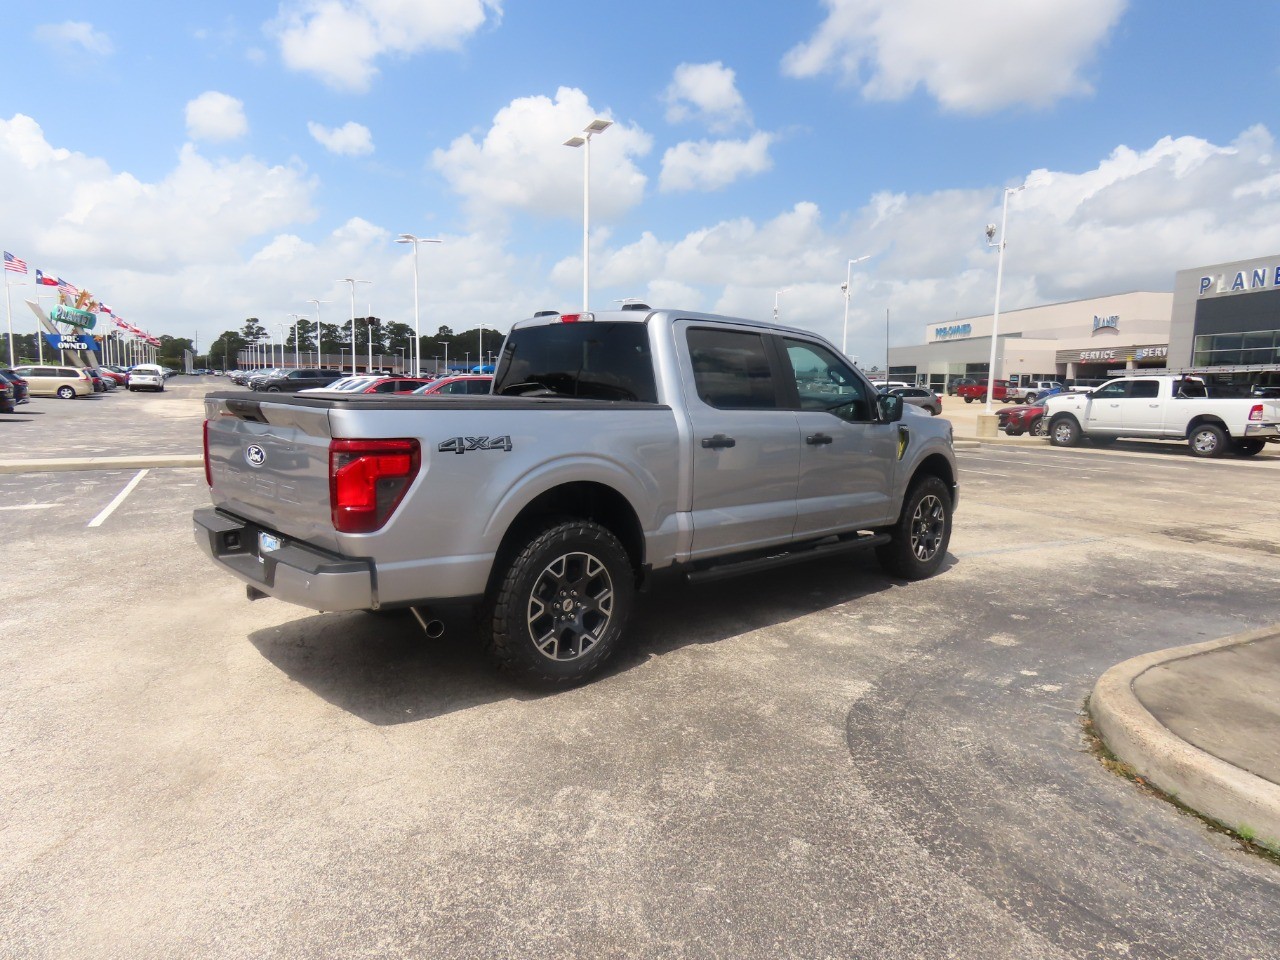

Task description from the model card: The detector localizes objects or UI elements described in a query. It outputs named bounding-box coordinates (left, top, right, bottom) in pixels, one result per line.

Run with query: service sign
left=42, top=333, right=100, bottom=353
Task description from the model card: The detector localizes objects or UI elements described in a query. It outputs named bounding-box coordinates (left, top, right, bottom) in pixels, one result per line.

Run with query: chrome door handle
left=701, top=434, right=736, bottom=449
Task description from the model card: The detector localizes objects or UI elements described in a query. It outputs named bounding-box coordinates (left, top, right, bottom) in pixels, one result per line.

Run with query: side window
left=59, top=368, right=78, bottom=377
left=440, top=381, right=466, bottom=395
left=1129, top=380, right=1159, bottom=399
left=1093, top=381, right=1129, bottom=399
left=467, top=379, right=491, bottom=394
left=783, top=339, right=871, bottom=422
left=686, top=328, right=777, bottom=410
left=373, top=381, right=400, bottom=393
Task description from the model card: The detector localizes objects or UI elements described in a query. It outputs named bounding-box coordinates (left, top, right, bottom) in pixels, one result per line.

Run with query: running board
left=683, top=533, right=891, bottom=585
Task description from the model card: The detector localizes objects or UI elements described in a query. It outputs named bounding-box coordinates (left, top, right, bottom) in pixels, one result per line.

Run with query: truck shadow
left=247, top=551, right=936, bottom=725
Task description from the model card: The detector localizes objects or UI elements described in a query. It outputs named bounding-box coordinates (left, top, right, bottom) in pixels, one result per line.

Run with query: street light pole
left=840, top=255, right=871, bottom=357
left=984, top=184, right=1025, bottom=415
left=438, top=340, right=449, bottom=374
left=339, top=278, right=371, bottom=375
left=773, top=288, right=789, bottom=323
left=564, top=118, right=612, bottom=311
left=306, top=298, right=329, bottom=367
left=396, top=235, right=442, bottom=376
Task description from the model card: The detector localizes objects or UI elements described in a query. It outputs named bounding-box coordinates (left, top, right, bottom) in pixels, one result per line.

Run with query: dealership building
left=887, top=253, right=1280, bottom=391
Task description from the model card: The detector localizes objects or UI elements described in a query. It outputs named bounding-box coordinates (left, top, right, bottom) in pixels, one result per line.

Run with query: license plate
left=258, top=531, right=283, bottom=554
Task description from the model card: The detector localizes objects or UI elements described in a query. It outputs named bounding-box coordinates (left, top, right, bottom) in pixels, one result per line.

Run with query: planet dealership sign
left=49, top=304, right=97, bottom=330
left=1199, top=264, right=1280, bottom=296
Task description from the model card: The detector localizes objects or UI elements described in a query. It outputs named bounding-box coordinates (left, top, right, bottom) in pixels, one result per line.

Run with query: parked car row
left=226, top=368, right=496, bottom=397
left=0, top=363, right=177, bottom=406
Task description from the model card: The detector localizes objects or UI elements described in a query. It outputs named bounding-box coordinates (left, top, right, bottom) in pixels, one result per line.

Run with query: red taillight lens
left=329, top=438, right=420, bottom=533
left=202, top=420, right=212, bottom=487
left=559, top=313, right=580, bottom=323
left=1249, top=404, right=1264, bottom=422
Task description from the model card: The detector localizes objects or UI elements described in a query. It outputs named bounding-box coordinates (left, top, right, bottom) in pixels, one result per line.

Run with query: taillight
left=1249, top=404, right=1264, bottom=421
left=558, top=312, right=593, bottom=323
left=202, top=420, right=212, bottom=486
left=329, top=438, right=420, bottom=533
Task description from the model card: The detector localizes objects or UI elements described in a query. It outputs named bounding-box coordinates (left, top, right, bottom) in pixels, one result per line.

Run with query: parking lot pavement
left=3, top=403, right=1280, bottom=959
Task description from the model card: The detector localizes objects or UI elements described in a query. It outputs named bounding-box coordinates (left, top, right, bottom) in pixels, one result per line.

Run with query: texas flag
left=35, top=269, right=59, bottom=286
left=98, top=303, right=113, bottom=315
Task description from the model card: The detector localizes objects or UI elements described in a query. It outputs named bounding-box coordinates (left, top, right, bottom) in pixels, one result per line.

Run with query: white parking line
left=88, top=470, right=149, bottom=528
left=960, top=469, right=1012, bottom=478
left=0, top=504, right=56, bottom=511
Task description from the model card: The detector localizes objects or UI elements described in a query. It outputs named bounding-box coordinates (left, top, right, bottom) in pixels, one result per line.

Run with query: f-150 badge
left=438, top=436, right=513, bottom=454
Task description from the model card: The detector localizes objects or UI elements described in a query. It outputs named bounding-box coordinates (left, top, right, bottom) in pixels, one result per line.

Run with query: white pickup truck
left=1043, top=375, right=1280, bottom=457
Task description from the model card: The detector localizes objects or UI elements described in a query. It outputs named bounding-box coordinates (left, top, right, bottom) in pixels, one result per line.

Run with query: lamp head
left=985, top=224, right=997, bottom=241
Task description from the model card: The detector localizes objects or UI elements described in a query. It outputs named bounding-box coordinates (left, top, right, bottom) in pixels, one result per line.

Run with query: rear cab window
left=494, top=320, right=657, bottom=402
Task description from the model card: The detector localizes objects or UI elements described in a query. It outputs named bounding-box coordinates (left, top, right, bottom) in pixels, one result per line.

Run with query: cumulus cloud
left=576, top=127, right=1280, bottom=360
left=35, top=21, right=114, bottom=56
left=185, top=92, right=249, bottom=142
left=308, top=120, right=374, bottom=156
left=272, top=0, right=501, bottom=92
left=432, top=87, right=651, bottom=224
left=782, top=0, right=1126, bottom=113
left=660, top=132, right=774, bottom=192
left=663, top=62, right=751, bottom=132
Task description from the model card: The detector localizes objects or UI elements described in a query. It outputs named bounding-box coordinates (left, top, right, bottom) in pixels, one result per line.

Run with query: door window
left=1092, top=381, right=1129, bottom=399
left=782, top=340, right=872, bottom=422
left=1128, top=380, right=1159, bottom=399
left=687, top=328, right=777, bottom=409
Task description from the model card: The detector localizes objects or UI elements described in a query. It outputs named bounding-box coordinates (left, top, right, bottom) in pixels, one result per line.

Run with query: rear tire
left=479, top=519, right=634, bottom=686
left=964, top=396, right=974, bottom=404
left=876, top=476, right=952, bottom=581
left=1188, top=423, right=1228, bottom=458
left=1233, top=439, right=1265, bottom=457
left=1050, top=416, right=1081, bottom=447
left=1005, top=427, right=1024, bottom=437
left=57, top=386, right=75, bottom=399
left=1030, top=417, right=1047, bottom=438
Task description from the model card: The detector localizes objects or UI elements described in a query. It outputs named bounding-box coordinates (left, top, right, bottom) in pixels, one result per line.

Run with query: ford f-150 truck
left=195, top=308, right=959, bottom=684
left=1043, top=374, right=1280, bottom=457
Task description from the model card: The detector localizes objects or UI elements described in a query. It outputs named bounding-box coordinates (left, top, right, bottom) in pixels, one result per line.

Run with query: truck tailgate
left=204, top=395, right=340, bottom=550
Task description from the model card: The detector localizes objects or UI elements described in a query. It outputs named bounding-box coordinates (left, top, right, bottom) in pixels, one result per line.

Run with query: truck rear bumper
left=193, top=507, right=375, bottom=611
left=1243, top=423, right=1280, bottom=438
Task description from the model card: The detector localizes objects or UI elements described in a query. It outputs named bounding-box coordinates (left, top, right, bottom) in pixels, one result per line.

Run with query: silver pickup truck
left=195, top=307, right=959, bottom=684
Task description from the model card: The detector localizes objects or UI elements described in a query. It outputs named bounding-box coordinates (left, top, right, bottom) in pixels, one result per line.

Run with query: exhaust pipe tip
left=410, top=607, right=446, bottom=639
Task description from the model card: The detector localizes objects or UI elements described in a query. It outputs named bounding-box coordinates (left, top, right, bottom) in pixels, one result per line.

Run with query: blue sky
left=2, top=1, right=1278, bottom=363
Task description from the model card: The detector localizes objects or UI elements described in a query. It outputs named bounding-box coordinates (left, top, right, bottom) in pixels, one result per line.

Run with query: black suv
left=257, top=369, right=345, bottom=393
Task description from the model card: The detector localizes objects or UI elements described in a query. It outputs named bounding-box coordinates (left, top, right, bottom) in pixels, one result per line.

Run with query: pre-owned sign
left=42, top=333, right=99, bottom=353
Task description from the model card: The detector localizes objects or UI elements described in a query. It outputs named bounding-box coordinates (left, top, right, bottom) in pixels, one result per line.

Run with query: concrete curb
left=1090, top=624, right=1280, bottom=847
left=0, top=455, right=203, bottom=474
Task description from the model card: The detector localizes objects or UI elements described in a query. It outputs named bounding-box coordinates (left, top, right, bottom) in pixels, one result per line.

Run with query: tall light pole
left=396, top=235, right=442, bottom=376
left=983, top=184, right=1026, bottom=414
left=773, top=288, right=789, bottom=323
left=306, top=298, right=329, bottom=366
left=288, top=314, right=309, bottom=367
left=564, top=118, right=612, bottom=311
left=276, top=323, right=288, bottom=368
left=339, top=278, right=371, bottom=375
left=840, top=255, right=871, bottom=357
left=437, top=340, right=449, bottom=374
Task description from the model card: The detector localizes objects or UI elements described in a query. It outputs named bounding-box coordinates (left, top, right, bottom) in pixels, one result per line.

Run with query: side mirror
left=877, top=393, right=904, bottom=423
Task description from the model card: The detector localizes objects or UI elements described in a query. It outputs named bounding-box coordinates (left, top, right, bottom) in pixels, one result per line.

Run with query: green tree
left=210, top=331, right=245, bottom=370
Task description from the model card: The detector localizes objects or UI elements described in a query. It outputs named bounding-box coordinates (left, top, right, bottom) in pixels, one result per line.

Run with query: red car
left=996, top=403, right=1047, bottom=436
left=95, top=367, right=129, bottom=387
left=411, top=375, right=493, bottom=396
left=345, top=376, right=435, bottom=395
left=956, top=378, right=1015, bottom=404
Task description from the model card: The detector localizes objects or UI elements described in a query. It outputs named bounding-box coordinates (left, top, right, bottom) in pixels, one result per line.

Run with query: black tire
left=1005, top=428, right=1024, bottom=437
left=964, top=396, right=974, bottom=404
left=1188, top=423, right=1228, bottom=458
left=56, top=386, right=75, bottom=399
left=1030, top=417, right=1047, bottom=438
left=480, top=519, right=634, bottom=686
left=1233, top=439, right=1265, bottom=457
left=876, top=476, right=952, bottom=580
left=267, top=386, right=280, bottom=393
left=1049, top=416, right=1081, bottom=447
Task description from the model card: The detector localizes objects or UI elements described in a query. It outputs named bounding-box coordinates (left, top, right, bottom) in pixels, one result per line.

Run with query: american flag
left=3, top=251, right=28, bottom=274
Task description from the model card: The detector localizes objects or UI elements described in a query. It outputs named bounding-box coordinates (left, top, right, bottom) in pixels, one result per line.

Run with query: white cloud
left=35, top=21, right=114, bottom=56
left=432, top=87, right=651, bottom=224
left=272, top=0, right=501, bottom=92
left=660, top=132, right=774, bottom=192
left=308, top=121, right=375, bottom=156
left=185, top=92, right=249, bottom=142
left=663, top=62, right=750, bottom=132
left=782, top=0, right=1126, bottom=113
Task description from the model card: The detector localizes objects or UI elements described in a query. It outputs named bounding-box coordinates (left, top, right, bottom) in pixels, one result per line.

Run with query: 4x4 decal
left=438, top=435, right=513, bottom=454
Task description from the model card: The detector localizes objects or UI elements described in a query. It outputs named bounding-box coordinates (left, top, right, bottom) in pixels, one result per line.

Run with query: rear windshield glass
left=493, top=321, right=657, bottom=403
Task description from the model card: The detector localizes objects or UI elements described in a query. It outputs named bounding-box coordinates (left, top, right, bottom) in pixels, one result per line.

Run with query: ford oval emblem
left=245, top=444, right=267, bottom=468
